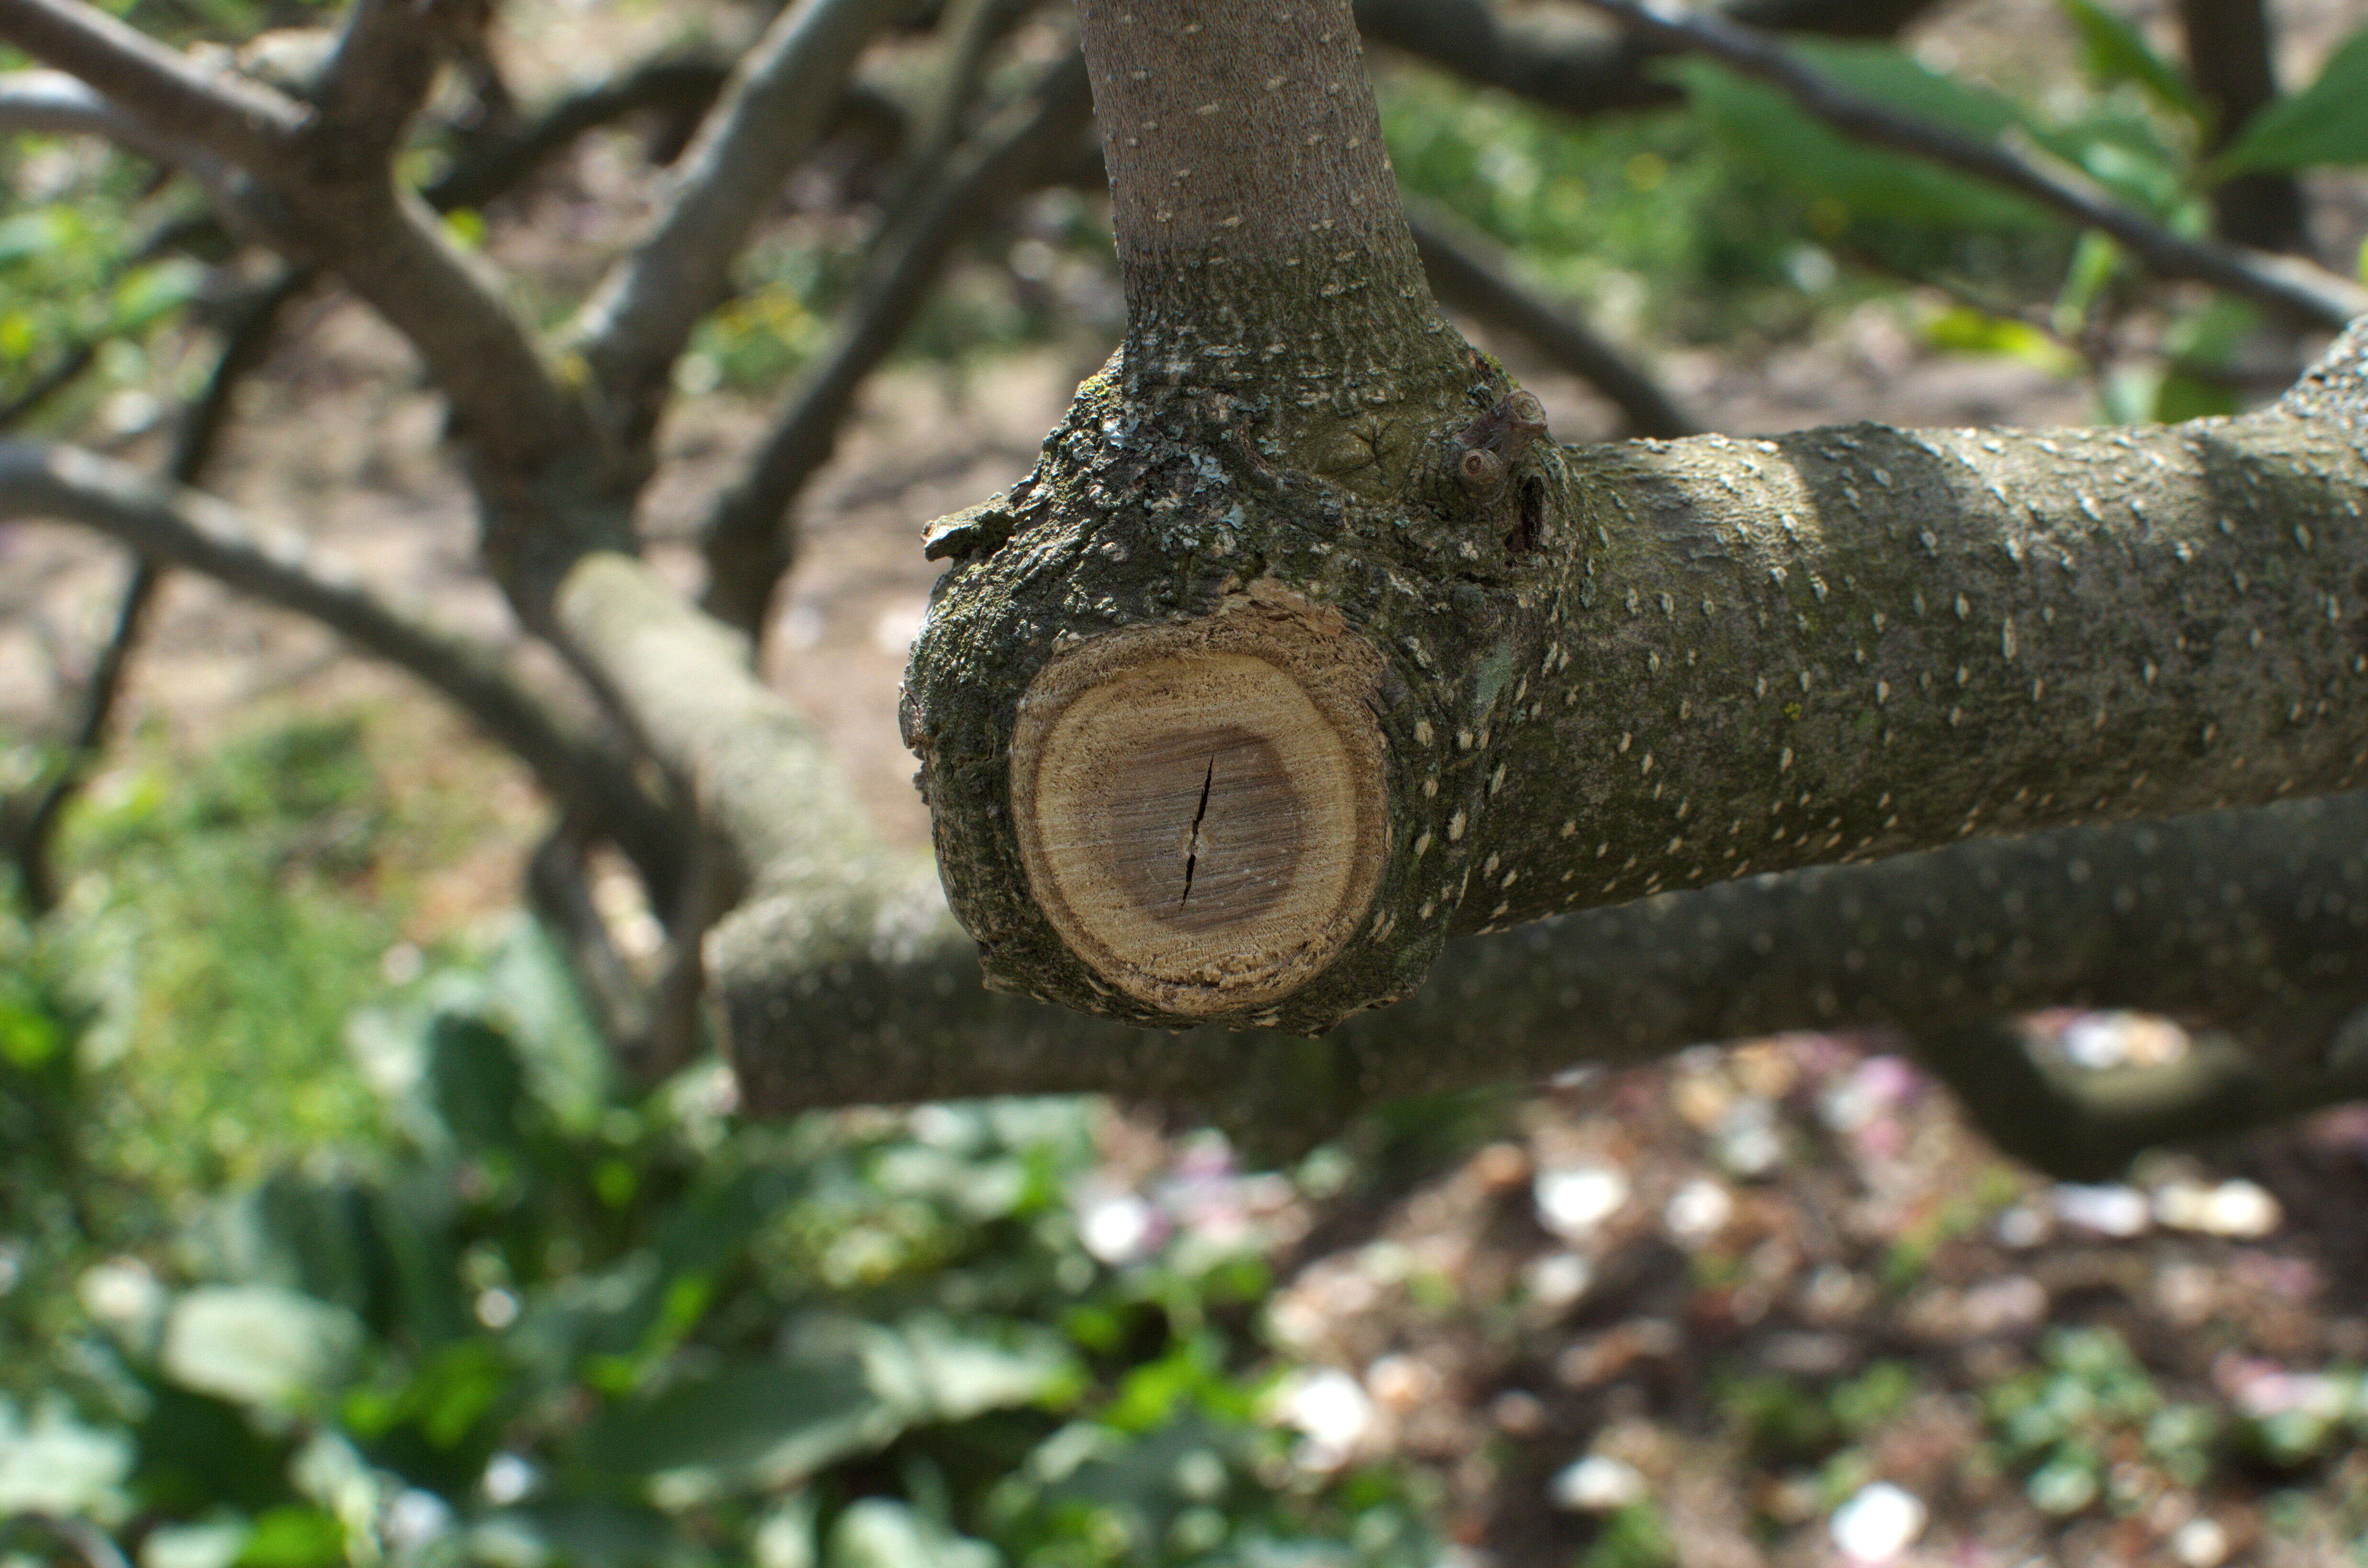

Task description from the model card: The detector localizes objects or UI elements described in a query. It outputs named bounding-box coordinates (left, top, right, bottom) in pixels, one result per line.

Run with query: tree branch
left=303, top=0, right=473, bottom=174
left=1569, top=0, right=2368, bottom=330
left=903, top=0, right=2368, bottom=1035
left=423, top=53, right=735, bottom=212
left=1354, top=0, right=1945, bottom=121
left=0, top=440, right=680, bottom=888
left=1405, top=196, right=1699, bottom=439
left=713, top=792, right=2368, bottom=1164
left=570, top=0, right=911, bottom=430
left=0, top=0, right=300, bottom=170
left=698, top=48, right=1095, bottom=637
left=2177, top=0, right=2309, bottom=255
left=8, top=269, right=306, bottom=914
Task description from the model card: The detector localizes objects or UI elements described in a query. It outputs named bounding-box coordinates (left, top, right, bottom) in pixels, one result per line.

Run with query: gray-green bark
left=903, top=0, right=2368, bottom=1034
left=716, top=787, right=2368, bottom=1175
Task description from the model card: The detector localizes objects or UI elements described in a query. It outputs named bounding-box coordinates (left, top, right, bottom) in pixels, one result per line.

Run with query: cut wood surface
left=1008, top=588, right=1388, bottom=1015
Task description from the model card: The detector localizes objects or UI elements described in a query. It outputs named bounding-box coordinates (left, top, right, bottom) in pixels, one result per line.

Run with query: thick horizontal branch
left=909, top=261, right=2368, bottom=1027
left=0, top=0, right=301, bottom=170
left=698, top=49, right=1096, bottom=636
left=898, top=0, right=2368, bottom=1036
left=1406, top=196, right=1698, bottom=439
left=712, top=773, right=2368, bottom=1170
left=1571, top=0, right=2368, bottom=331
left=531, top=516, right=2368, bottom=1171
left=571, top=0, right=909, bottom=427
left=0, top=441, right=678, bottom=885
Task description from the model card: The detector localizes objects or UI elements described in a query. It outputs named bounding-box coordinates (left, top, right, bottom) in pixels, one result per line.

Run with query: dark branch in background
left=900, top=0, right=1038, bottom=195
left=0, top=0, right=578, bottom=476
left=0, top=442, right=681, bottom=895
left=1568, top=0, right=2368, bottom=330
left=0, top=338, right=99, bottom=433
left=0, top=1514, right=133, bottom=1568
left=424, top=53, right=735, bottom=211
left=526, top=823, right=658, bottom=1062
left=0, top=69, right=273, bottom=243
left=1405, top=196, right=1699, bottom=438
left=2176, top=0, right=2310, bottom=256
left=570, top=0, right=911, bottom=432
left=0, top=67, right=231, bottom=169
left=698, top=49, right=1095, bottom=637
left=6, top=268, right=309, bottom=915
left=1354, top=0, right=1944, bottom=120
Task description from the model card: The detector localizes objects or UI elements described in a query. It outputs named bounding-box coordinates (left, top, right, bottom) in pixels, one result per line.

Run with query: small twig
left=1405, top=197, right=1699, bottom=438
left=0, top=438, right=680, bottom=894
left=1569, top=0, right=2368, bottom=331
left=425, top=53, right=734, bottom=211
left=0, top=338, right=101, bottom=433
left=699, top=48, right=1094, bottom=637
left=572, top=0, right=912, bottom=429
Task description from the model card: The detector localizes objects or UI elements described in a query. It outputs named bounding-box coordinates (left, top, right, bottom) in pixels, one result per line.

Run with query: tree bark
left=716, top=787, right=2368, bottom=1173
left=902, top=0, right=2368, bottom=1034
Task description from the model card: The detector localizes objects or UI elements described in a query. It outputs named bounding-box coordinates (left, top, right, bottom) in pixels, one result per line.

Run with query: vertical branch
left=698, top=50, right=1094, bottom=638
left=570, top=0, right=912, bottom=433
left=2177, top=0, right=2310, bottom=254
left=1076, top=0, right=1466, bottom=422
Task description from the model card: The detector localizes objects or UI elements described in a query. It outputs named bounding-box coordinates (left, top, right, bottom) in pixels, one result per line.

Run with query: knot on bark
left=1450, top=389, right=1549, bottom=495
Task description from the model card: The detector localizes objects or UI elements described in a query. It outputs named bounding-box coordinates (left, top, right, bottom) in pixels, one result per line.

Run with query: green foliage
left=0, top=713, right=1436, bottom=1567
left=1377, top=66, right=1821, bottom=341
left=2055, top=0, right=2203, bottom=127
left=1982, top=1326, right=2222, bottom=1517
left=2210, top=24, right=2368, bottom=177
left=1578, top=1502, right=1674, bottom=1568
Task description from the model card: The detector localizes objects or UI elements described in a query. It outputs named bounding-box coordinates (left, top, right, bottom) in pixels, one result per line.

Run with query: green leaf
left=0, top=990, right=63, bottom=1070
left=0, top=1397, right=134, bottom=1523
left=1921, top=307, right=2079, bottom=373
left=234, top=1506, right=344, bottom=1568
left=2057, top=0, right=2203, bottom=122
left=2211, top=25, right=2368, bottom=175
left=424, top=1011, right=528, bottom=1151
left=161, top=1286, right=363, bottom=1410
left=859, top=1315, right=1074, bottom=1424
left=140, top=1516, right=253, bottom=1568
left=1665, top=48, right=2052, bottom=232
left=827, top=1499, right=1000, bottom=1568
left=575, top=1353, right=895, bottom=1508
